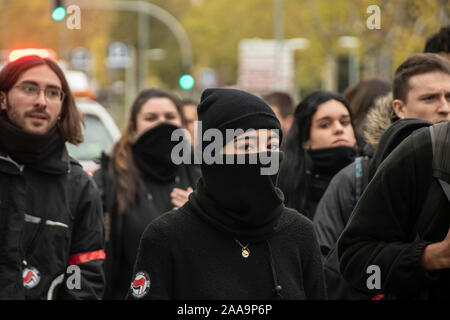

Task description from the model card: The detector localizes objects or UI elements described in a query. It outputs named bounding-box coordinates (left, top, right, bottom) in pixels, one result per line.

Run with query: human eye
left=46, top=88, right=61, bottom=99
left=421, top=94, right=437, bottom=102
left=237, top=140, right=255, bottom=152
left=165, top=113, right=177, bottom=120
left=319, top=122, right=330, bottom=129
left=21, top=84, right=38, bottom=94
left=144, top=114, right=157, bottom=121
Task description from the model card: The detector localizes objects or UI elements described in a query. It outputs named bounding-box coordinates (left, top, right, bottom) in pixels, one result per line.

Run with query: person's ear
left=284, top=114, right=294, bottom=133
left=0, top=92, right=6, bottom=111
left=392, top=99, right=407, bottom=119
left=303, top=140, right=311, bottom=150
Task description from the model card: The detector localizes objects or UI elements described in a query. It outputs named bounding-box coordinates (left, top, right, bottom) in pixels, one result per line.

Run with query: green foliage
left=1, top=0, right=447, bottom=95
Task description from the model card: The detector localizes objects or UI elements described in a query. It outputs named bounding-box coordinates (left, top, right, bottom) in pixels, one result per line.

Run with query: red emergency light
left=8, top=48, right=57, bottom=63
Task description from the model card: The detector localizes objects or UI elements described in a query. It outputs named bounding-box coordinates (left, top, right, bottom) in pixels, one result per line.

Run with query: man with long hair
left=0, top=55, right=105, bottom=299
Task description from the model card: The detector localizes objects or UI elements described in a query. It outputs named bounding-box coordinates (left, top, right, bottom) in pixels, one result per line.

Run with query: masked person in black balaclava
left=278, top=91, right=359, bottom=221
left=126, top=88, right=326, bottom=300
left=93, top=88, right=200, bottom=300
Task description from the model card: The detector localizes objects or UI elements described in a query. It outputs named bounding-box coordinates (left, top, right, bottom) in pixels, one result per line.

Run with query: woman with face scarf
left=126, top=88, right=326, bottom=300
left=277, top=91, right=359, bottom=221
left=93, top=88, right=200, bottom=299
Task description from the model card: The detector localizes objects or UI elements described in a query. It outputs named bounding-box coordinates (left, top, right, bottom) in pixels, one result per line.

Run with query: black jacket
left=337, top=126, right=450, bottom=299
left=126, top=201, right=326, bottom=300
left=314, top=119, right=433, bottom=300
left=0, top=148, right=106, bottom=300
left=94, top=154, right=200, bottom=300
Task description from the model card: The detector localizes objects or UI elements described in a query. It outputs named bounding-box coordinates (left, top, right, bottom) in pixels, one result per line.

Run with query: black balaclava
left=0, top=119, right=68, bottom=174
left=189, top=88, right=284, bottom=243
left=306, top=145, right=356, bottom=176
left=131, top=122, right=185, bottom=182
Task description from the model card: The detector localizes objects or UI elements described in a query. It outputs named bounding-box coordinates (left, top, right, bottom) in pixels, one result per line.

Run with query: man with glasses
left=0, top=55, right=105, bottom=299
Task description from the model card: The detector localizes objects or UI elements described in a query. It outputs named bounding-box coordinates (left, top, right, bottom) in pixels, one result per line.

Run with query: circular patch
left=130, top=271, right=150, bottom=298
left=23, top=267, right=40, bottom=289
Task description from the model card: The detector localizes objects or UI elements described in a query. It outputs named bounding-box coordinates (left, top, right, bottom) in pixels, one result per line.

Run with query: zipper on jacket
left=0, top=155, right=24, bottom=172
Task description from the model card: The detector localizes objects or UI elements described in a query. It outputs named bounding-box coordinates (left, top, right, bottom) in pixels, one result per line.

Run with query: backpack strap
left=429, top=123, right=450, bottom=202
left=354, top=156, right=370, bottom=204
left=354, top=157, right=364, bottom=203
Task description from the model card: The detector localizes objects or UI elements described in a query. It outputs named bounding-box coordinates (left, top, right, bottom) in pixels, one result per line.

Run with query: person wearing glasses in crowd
left=0, top=55, right=106, bottom=299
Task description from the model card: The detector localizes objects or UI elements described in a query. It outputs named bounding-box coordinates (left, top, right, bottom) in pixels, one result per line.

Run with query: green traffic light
left=179, top=74, right=194, bottom=90
left=52, top=7, right=66, bottom=21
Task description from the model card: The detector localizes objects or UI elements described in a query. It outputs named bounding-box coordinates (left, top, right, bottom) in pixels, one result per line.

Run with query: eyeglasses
left=13, top=84, right=65, bottom=103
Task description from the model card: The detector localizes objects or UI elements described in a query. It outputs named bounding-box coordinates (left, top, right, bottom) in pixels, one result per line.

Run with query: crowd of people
left=0, top=25, right=449, bottom=300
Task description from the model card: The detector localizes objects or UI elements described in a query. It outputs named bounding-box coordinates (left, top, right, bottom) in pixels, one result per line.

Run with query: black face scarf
left=306, top=145, right=356, bottom=176
left=131, top=122, right=184, bottom=182
left=189, top=152, right=285, bottom=243
left=0, top=119, right=68, bottom=173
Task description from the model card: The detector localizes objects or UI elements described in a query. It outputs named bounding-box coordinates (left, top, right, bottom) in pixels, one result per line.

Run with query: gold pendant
left=242, top=249, right=249, bottom=258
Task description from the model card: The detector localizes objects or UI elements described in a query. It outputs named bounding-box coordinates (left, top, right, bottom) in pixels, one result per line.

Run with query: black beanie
left=197, top=88, right=282, bottom=147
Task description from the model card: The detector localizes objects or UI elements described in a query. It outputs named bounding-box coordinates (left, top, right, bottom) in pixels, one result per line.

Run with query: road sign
left=106, top=42, right=131, bottom=69
left=70, top=47, right=91, bottom=71
left=238, top=39, right=294, bottom=93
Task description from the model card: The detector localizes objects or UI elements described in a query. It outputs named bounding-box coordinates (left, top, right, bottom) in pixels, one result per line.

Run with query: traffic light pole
left=76, top=0, right=193, bottom=92
left=138, top=10, right=149, bottom=90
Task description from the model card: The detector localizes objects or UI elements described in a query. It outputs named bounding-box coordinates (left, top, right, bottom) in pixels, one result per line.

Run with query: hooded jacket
left=0, top=137, right=105, bottom=300
left=337, top=124, right=450, bottom=299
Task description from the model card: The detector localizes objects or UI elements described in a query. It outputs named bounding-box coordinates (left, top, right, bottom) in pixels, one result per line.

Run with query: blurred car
left=66, top=97, right=121, bottom=176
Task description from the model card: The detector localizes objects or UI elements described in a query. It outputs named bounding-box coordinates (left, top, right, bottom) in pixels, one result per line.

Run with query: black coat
left=314, top=119, right=432, bottom=258
left=0, top=148, right=106, bottom=300
left=94, top=154, right=200, bottom=299
left=126, top=202, right=326, bottom=300
left=337, top=126, right=450, bottom=299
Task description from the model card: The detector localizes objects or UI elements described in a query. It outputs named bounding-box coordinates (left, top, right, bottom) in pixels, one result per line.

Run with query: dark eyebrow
left=17, top=80, right=61, bottom=90
left=316, top=114, right=350, bottom=123
left=17, top=80, right=39, bottom=86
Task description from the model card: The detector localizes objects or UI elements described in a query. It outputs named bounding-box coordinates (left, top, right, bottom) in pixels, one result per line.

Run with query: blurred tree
left=0, top=0, right=114, bottom=89
left=4, top=0, right=445, bottom=98
left=182, top=0, right=448, bottom=95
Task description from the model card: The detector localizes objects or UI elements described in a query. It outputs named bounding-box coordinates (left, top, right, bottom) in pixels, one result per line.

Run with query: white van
left=66, top=97, right=121, bottom=176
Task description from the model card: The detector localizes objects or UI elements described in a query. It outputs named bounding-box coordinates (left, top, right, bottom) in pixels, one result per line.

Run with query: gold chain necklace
left=234, top=239, right=250, bottom=258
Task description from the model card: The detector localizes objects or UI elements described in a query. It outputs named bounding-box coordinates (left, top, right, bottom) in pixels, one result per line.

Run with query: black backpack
left=429, top=123, right=450, bottom=202
left=323, top=123, right=450, bottom=300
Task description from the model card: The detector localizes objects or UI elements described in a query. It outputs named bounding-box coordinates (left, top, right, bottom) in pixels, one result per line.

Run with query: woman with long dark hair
left=94, top=88, right=200, bottom=299
left=277, top=91, right=358, bottom=220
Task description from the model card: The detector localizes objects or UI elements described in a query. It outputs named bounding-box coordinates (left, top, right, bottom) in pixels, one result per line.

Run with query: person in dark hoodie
left=336, top=54, right=450, bottom=300
left=315, top=53, right=450, bottom=299
left=126, top=88, right=326, bottom=300
left=277, top=91, right=358, bottom=220
left=94, top=88, right=200, bottom=299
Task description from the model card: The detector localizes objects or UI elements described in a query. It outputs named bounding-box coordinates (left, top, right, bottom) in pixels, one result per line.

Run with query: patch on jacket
left=23, top=267, right=41, bottom=289
left=130, top=271, right=151, bottom=298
